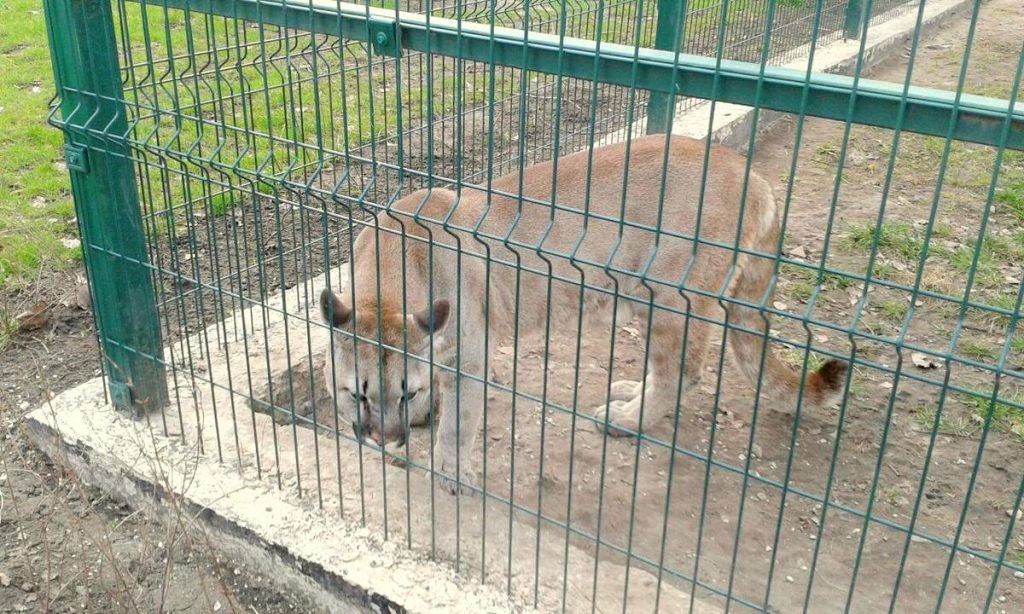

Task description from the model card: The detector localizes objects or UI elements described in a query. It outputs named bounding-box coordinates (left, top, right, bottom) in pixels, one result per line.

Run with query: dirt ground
left=288, top=2, right=1024, bottom=612
left=4, top=1, right=1024, bottom=613
left=463, top=4, right=1024, bottom=612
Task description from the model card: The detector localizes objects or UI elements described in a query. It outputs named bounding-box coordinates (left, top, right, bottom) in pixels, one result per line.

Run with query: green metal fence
left=43, top=0, right=1024, bottom=611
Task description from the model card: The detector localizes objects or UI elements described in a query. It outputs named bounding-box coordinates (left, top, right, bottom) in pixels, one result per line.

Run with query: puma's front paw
left=432, top=447, right=477, bottom=495
left=592, top=400, right=639, bottom=438
left=608, top=379, right=643, bottom=402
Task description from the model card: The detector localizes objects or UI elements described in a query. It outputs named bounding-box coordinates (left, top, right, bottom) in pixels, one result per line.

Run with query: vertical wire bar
left=718, top=1, right=785, bottom=608
left=150, top=0, right=204, bottom=453
left=250, top=0, right=287, bottom=491
left=297, top=0, right=329, bottom=511
left=472, top=0, right=498, bottom=583
left=802, top=0, right=881, bottom=608
left=160, top=1, right=222, bottom=458
left=230, top=0, right=264, bottom=479
left=836, top=0, right=934, bottom=606
left=687, top=1, right=743, bottom=609
left=558, top=4, right=612, bottom=607
left=979, top=44, right=1024, bottom=611
left=271, top=0, right=309, bottom=500
left=648, top=3, right=699, bottom=611
left=183, top=3, right=246, bottom=471
left=884, top=2, right=992, bottom=609
left=321, top=1, right=347, bottom=520
left=619, top=0, right=679, bottom=603
left=933, top=30, right=1024, bottom=614
left=382, top=0, right=416, bottom=555
left=590, top=1, right=650, bottom=608
left=421, top=0, right=438, bottom=557
left=529, top=0, right=572, bottom=604
left=355, top=0, right=393, bottom=541
left=504, top=0, right=534, bottom=592
left=183, top=12, right=228, bottom=354
left=760, top=0, right=830, bottom=607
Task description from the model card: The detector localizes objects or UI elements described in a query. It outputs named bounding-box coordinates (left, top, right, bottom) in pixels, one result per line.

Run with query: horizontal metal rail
left=139, top=0, right=1024, bottom=150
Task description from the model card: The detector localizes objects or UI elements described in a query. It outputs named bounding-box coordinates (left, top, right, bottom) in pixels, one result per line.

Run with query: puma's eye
left=343, top=388, right=366, bottom=403
left=402, top=389, right=419, bottom=402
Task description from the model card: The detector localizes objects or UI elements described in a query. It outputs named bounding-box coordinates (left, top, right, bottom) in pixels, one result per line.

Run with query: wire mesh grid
left=43, top=0, right=1024, bottom=612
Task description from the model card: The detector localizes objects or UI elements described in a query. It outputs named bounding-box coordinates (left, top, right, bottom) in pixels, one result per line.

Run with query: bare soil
left=285, top=3, right=1024, bottom=612
left=4, top=1, right=1024, bottom=613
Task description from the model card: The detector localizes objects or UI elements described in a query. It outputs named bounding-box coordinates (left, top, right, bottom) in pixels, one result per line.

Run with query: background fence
left=43, top=0, right=1024, bottom=612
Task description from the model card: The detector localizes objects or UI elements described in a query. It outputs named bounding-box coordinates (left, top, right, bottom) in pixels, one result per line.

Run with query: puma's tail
left=725, top=272, right=847, bottom=408
left=724, top=187, right=847, bottom=409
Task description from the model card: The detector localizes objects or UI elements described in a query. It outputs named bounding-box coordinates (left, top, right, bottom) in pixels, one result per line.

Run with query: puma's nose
left=370, top=431, right=384, bottom=446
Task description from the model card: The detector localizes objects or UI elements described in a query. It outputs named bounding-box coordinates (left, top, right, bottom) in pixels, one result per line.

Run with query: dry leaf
left=16, top=302, right=50, bottom=331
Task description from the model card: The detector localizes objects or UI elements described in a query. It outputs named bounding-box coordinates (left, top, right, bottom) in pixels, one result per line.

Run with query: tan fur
left=320, top=134, right=847, bottom=493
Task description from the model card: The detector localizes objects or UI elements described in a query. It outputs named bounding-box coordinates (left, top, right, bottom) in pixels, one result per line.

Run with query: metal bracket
left=65, top=143, right=90, bottom=174
left=369, top=18, right=400, bottom=57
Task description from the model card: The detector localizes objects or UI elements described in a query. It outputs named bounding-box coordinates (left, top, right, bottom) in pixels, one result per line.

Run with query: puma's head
left=319, top=287, right=449, bottom=447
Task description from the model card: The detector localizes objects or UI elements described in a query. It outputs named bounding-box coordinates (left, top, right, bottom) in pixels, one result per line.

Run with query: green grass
left=959, top=341, right=998, bottom=362
left=0, top=306, right=17, bottom=351
left=1011, top=548, right=1024, bottom=568
left=932, top=223, right=955, bottom=239
left=790, top=282, right=814, bottom=303
left=909, top=406, right=978, bottom=438
left=0, top=0, right=518, bottom=289
left=959, top=392, right=1024, bottom=442
left=877, top=299, right=908, bottom=325
left=942, top=233, right=1024, bottom=290
left=0, top=0, right=78, bottom=289
left=781, top=263, right=858, bottom=291
left=995, top=151, right=1024, bottom=218
left=842, top=221, right=924, bottom=263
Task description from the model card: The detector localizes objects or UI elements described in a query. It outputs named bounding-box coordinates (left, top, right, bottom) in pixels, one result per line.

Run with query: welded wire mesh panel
left=44, top=0, right=1024, bottom=612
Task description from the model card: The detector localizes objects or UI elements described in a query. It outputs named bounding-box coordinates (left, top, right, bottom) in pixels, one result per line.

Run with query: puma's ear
left=319, top=288, right=351, bottom=328
left=413, top=299, right=450, bottom=335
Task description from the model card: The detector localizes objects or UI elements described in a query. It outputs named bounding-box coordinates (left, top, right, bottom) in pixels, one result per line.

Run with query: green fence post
left=844, top=0, right=865, bottom=39
left=645, top=0, right=682, bottom=134
left=43, top=0, right=168, bottom=412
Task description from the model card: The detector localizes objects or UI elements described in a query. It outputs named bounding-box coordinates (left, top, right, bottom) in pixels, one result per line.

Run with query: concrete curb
left=24, top=377, right=529, bottom=614
left=598, top=0, right=972, bottom=150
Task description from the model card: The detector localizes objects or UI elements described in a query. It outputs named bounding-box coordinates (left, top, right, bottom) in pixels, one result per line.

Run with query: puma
left=319, top=134, right=847, bottom=494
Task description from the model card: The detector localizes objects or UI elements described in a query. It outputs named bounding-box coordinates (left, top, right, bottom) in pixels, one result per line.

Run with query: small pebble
left=785, top=575, right=795, bottom=583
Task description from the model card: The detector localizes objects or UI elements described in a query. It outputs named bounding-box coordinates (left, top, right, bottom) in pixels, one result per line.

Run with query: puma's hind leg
left=608, top=375, right=650, bottom=402
left=593, top=296, right=714, bottom=437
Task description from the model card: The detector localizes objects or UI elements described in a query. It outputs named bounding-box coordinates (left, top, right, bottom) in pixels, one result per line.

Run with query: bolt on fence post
left=645, top=0, right=681, bottom=134
left=43, top=0, right=168, bottom=413
left=844, top=0, right=866, bottom=40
